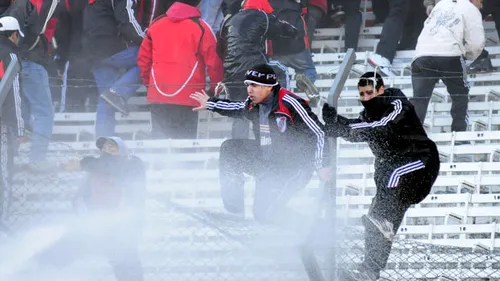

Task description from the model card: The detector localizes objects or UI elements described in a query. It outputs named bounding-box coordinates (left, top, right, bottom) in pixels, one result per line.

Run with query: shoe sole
left=295, top=74, right=320, bottom=100
left=362, top=214, right=394, bottom=242
left=367, top=58, right=395, bottom=77
left=100, top=94, right=129, bottom=116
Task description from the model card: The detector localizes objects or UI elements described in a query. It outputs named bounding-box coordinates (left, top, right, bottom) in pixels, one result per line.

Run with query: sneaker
left=362, top=214, right=395, bottom=242
left=367, top=53, right=395, bottom=77
left=295, top=74, right=320, bottom=101
left=468, top=57, right=493, bottom=73
left=101, top=90, right=129, bottom=116
left=330, top=5, right=346, bottom=25
left=350, top=64, right=369, bottom=76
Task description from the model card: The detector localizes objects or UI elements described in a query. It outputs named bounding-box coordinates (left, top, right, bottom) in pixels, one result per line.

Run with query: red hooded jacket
left=137, top=2, right=223, bottom=106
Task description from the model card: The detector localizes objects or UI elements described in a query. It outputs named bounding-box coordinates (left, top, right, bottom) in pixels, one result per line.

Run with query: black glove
left=322, top=103, right=338, bottom=124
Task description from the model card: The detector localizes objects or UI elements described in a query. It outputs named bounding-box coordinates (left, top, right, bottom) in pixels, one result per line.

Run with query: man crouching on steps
left=322, top=72, right=440, bottom=281
left=190, top=63, right=331, bottom=235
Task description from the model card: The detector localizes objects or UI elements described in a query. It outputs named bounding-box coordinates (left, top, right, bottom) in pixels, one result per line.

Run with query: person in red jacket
left=137, top=0, right=223, bottom=139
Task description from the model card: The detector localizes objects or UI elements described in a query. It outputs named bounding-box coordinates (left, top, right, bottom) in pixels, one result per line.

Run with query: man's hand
left=64, top=159, right=81, bottom=172
left=190, top=90, right=210, bottom=111
left=317, top=167, right=333, bottom=182
left=322, top=103, right=338, bottom=124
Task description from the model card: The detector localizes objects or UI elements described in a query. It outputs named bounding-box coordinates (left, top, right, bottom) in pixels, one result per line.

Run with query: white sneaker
left=362, top=214, right=395, bottom=242
left=350, top=64, right=369, bottom=76
left=367, top=53, right=395, bottom=77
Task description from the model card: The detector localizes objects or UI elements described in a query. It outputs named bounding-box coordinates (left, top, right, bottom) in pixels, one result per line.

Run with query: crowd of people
left=0, top=0, right=497, bottom=167
left=0, top=0, right=497, bottom=280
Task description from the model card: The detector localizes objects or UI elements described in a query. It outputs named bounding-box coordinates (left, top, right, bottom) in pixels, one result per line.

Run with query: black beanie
left=244, top=64, right=278, bottom=86
left=177, top=0, right=201, bottom=7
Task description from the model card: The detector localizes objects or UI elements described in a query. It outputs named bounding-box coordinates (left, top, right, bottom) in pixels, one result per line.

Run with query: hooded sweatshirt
left=76, top=137, right=145, bottom=213
left=137, top=2, right=223, bottom=106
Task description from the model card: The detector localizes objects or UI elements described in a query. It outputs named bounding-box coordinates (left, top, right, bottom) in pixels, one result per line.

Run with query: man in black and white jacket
left=190, top=64, right=331, bottom=233
left=410, top=0, right=485, bottom=132
left=0, top=16, right=25, bottom=220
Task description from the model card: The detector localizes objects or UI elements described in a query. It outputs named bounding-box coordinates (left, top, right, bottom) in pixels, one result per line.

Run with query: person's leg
left=200, top=0, right=224, bottom=33
left=360, top=194, right=409, bottom=280
left=150, top=103, right=199, bottom=139
left=272, top=51, right=316, bottom=83
left=252, top=167, right=313, bottom=234
left=398, top=0, right=426, bottom=50
left=484, top=0, right=500, bottom=39
left=107, top=226, right=143, bottom=281
left=307, top=5, right=325, bottom=45
left=267, top=60, right=291, bottom=89
left=361, top=157, right=439, bottom=279
left=100, top=47, right=143, bottom=115
left=340, top=0, right=362, bottom=50
left=441, top=57, right=470, bottom=132
left=219, top=139, right=260, bottom=215
left=65, top=59, right=99, bottom=112
left=371, top=0, right=390, bottom=24
left=20, top=61, right=54, bottom=163
left=409, top=57, right=440, bottom=124
left=175, top=105, right=199, bottom=139
left=375, top=0, right=410, bottom=62
left=150, top=103, right=168, bottom=139
left=108, top=238, right=143, bottom=281
left=93, top=64, right=121, bottom=137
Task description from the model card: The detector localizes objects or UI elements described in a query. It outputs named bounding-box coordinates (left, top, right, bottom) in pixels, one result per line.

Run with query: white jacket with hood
left=414, top=0, right=485, bottom=61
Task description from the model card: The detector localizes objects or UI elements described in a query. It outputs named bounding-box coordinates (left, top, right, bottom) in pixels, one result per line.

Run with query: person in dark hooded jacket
left=39, top=136, right=146, bottom=281
left=322, top=72, right=440, bottom=281
left=217, top=0, right=298, bottom=138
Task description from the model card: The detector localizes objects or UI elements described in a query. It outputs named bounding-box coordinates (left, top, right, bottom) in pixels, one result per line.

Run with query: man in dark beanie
left=190, top=64, right=331, bottom=234
left=321, top=72, right=440, bottom=281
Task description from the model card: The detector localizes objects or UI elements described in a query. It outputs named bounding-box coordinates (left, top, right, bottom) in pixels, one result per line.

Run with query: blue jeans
left=271, top=49, right=317, bottom=83
left=200, top=0, right=224, bottom=33
left=21, top=61, right=54, bottom=162
left=92, top=47, right=141, bottom=137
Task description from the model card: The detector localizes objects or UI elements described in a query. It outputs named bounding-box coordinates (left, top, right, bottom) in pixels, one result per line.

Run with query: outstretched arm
left=190, top=90, right=248, bottom=119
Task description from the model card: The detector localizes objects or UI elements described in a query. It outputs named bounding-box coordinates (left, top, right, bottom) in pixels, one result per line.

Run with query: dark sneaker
left=101, top=90, right=129, bottom=116
left=296, top=74, right=320, bottom=101
left=469, top=57, right=493, bottom=73
left=330, top=5, right=346, bottom=25
left=362, top=214, right=395, bottom=242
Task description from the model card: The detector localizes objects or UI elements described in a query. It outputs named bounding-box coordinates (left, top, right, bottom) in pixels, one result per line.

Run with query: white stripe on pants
left=387, top=160, right=425, bottom=188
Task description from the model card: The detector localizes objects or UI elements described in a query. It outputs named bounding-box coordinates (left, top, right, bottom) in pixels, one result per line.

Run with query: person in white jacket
left=410, top=0, right=485, bottom=132
left=424, top=0, right=498, bottom=73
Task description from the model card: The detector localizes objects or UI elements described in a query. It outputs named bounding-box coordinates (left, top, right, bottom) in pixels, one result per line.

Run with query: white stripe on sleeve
left=283, top=95, right=325, bottom=170
left=350, top=99, right=403, bottom=129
